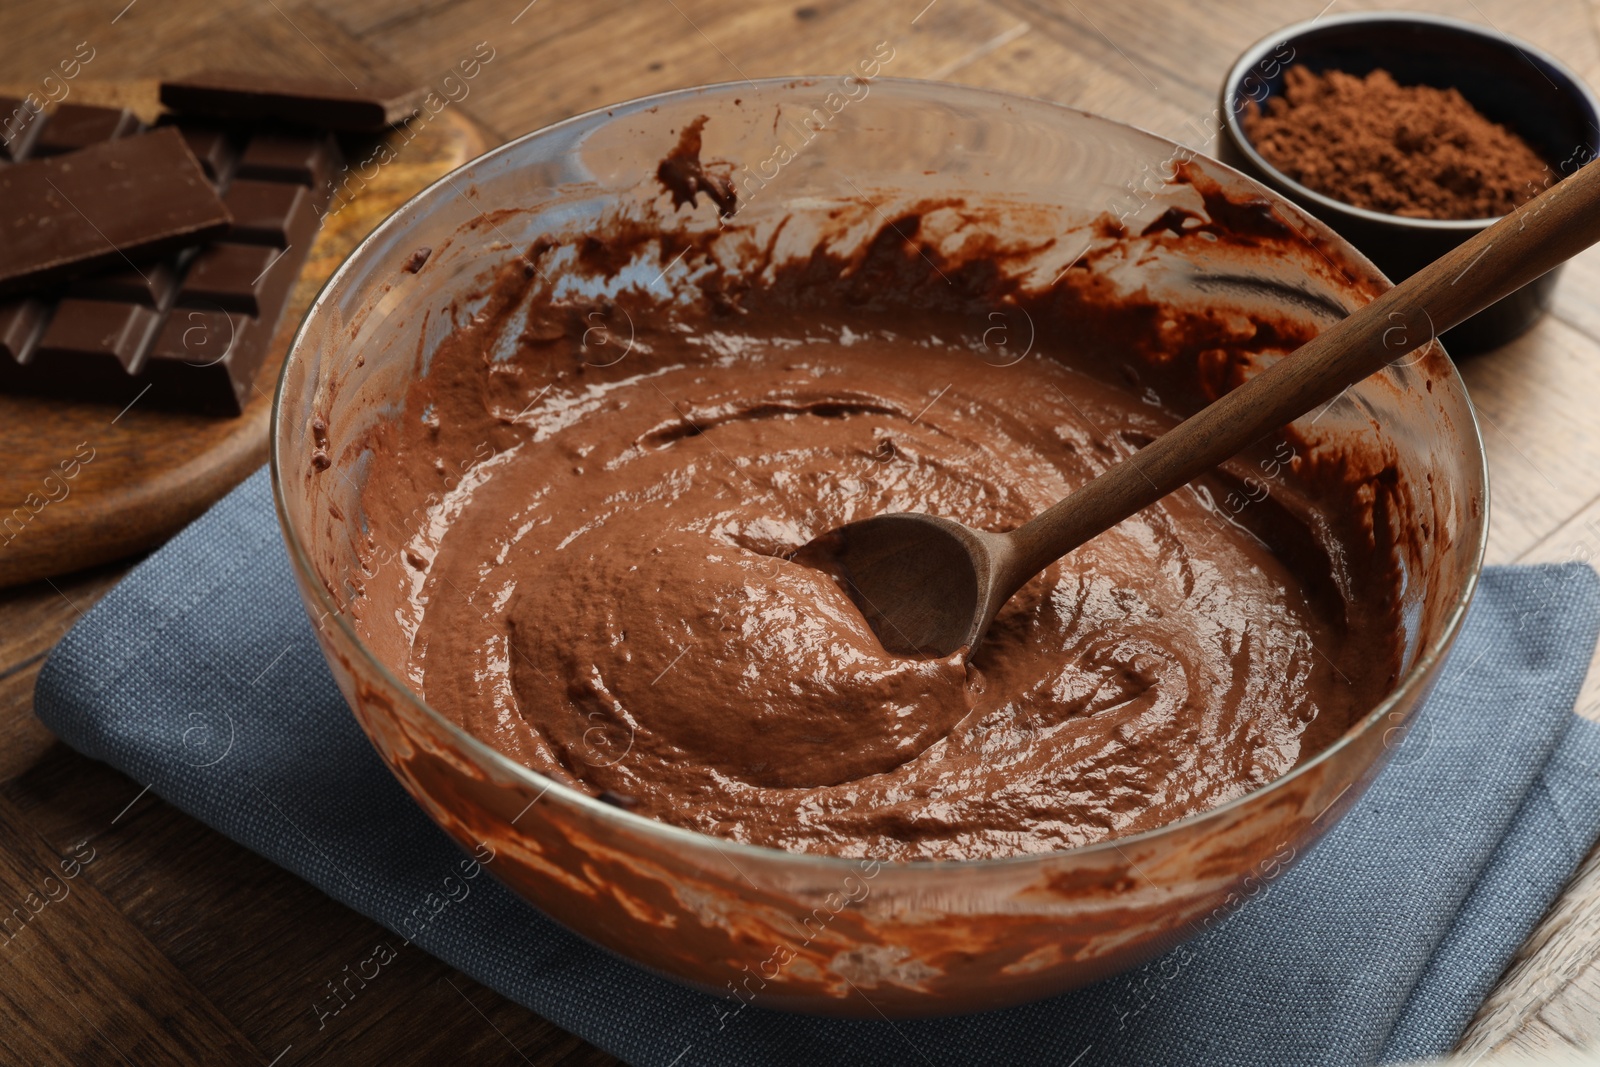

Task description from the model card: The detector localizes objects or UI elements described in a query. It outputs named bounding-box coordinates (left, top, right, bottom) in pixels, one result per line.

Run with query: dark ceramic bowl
left=1219, top=11, right=1600, bottom=355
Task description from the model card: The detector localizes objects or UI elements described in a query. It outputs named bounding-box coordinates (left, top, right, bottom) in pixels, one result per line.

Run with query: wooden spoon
left=800, top=158, right=1600, bottom=659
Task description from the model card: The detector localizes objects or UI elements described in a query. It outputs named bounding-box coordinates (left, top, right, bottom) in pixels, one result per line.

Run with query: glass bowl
left=272, top=77, right=1487, bottom=1017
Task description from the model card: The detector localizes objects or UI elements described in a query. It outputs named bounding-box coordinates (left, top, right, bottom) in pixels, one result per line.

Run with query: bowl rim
left=1220, top=10, right=1600, bottom=229
left=271, top=75, right=1490, bottom=874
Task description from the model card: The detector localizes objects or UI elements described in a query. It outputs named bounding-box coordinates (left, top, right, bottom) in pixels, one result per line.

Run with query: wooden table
left=4, top=0, right=1600, bottom=1062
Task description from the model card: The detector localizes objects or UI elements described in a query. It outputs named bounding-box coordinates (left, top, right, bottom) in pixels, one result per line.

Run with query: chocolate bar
left=0, top=100, right=339, bottom=415
left=160, top=70, right=425, bottom=133
left=32, top=102, right=141, bottom=156
left=0, top=125, right=232, bottom=295
left=224, top=180, right=317, bottom=245
left=0, top=99, right=44, bottom=161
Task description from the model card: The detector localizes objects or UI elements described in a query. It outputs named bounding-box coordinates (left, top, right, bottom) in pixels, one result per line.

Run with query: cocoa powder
left=1242, top=65, right=1551, bottom=219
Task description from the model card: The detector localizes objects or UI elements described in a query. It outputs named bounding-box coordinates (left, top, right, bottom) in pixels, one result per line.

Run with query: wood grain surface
left=0, top=80, right=487, bottom=591
left=2, top=0, right=1600, bottom=1063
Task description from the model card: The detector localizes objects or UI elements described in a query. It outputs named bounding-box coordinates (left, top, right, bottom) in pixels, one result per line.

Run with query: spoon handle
left=1000, top=157, right=1600, bottom=589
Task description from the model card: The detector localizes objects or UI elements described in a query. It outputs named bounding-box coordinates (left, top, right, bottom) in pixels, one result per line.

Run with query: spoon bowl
left=797, top=514, right=999, bottom=657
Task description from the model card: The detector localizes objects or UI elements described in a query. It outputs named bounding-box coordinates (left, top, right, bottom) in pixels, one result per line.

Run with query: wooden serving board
left=0, top=79, right=489, bottom=589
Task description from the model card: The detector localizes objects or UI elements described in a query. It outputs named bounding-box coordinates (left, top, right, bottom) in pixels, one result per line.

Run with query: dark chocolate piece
left=68, top=261, right=181, bottom=306
left=0, top=127, right=232, bottom=296
left=31, top=104, right=140, bottom=156
left=36, top=298, right=159, bottom=366
left=223, top=180, right=316, bottom=246
left=30, top=298, right=162, bottom=398
left=0, top=97, right=44, bottom=162
left=155, top=116, right=239, bottom=182
left=403, top=246, right=432, bottom=273
left=149, top=307, right=246, bottom=366
left=0, top=299, right=46, bottom=362
left=0, top=92, right=347, bottom=414
left=236, top=129, right=340, bottom=186
left=179, top=243, right=288, bottom=316
left=160, top=70, right=425, bottom=133
left=143, top=309, right=264, bottom=416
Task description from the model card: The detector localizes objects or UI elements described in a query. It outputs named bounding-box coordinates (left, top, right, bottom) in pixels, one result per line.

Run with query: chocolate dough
left=351, top=220, right=1404, bottom=861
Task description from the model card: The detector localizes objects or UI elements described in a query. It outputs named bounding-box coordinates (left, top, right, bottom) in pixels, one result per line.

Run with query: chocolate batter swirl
left=355, top=215, right=1403, bottom=860
left=337, top=117, right=1425, bottom=864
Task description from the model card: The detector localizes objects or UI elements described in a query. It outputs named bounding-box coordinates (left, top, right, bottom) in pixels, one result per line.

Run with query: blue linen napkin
left=34, top=466, right=1600, bottom=1067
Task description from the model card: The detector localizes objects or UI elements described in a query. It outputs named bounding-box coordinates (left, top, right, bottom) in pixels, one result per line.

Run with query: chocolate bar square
left=224, top=180, right=317, bottom=246
left=31, top=104, right=140, bottom=156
